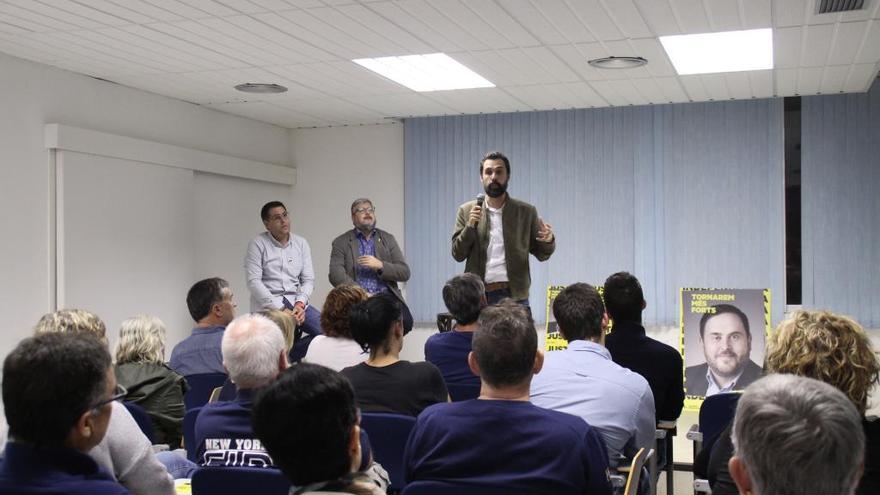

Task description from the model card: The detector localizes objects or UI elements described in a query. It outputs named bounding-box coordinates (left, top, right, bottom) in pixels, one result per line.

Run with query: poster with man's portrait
left=680, top=288, right=771, bottom=411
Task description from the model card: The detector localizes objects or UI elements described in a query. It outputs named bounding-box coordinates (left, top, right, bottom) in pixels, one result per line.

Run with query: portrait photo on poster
left=681, top=288, right=770, bottom=399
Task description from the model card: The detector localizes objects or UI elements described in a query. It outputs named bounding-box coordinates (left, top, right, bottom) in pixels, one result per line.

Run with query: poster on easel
left=544, top=285, right=608, bottom=352
left=681, top=288, right=771, bottom=411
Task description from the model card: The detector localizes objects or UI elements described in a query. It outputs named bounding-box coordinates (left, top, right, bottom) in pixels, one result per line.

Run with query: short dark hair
left=699, top=304, right=751, bottom=339
left=603, top=272, right=644, bottom=323
left=479, top=151, right=510, bottom=175
left=349, top=292, right=401, bottom=355
left=473, top=300, right=536, bottom=388
left=552, top=283, right=605, bottom=341
left=3, top=332, right=110, bottom=447
left=186, top=277, right=229, bottom=322
left=442, top=273, right=485, bottom=326
left=253, top=364, right=357, bottom=486
left=260, top=201, right=286, bottom=222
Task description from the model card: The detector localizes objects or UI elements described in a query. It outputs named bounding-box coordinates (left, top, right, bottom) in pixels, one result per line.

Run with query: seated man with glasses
left=330, top=197, right=413, bottom=333
left=0, top=332, right=130, bottom=494
left=246, top=200, right=322, bottom=361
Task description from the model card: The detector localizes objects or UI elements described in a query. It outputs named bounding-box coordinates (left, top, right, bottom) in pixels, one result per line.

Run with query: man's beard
left=485, top=181, right=507, bottom=198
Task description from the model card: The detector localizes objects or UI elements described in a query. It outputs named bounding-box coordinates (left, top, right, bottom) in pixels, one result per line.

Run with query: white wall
left=288, top=123, right=405, bottom=309
left=0, top=52, right=290, bottom=361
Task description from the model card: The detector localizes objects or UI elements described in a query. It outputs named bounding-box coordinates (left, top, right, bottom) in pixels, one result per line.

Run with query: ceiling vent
left=817, top=0, right=865, bottom=13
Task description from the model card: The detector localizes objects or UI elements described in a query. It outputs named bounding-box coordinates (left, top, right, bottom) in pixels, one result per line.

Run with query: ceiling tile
left=844, top=63, right=879, bottom=91
left=801, top=23, right=834, bottom=66
left=631, top=0, right=680, bottom=36
left=748, top=70, right=774, bottom=98
left=528, top=0, right=595, bottom=44
left=773, top=0, right=808, bottom=28
left=703, top=0, right=743, bottom=31
left=819, top=65, right=850, bottom=93
left=698, top=73, right=731, bottom=100
left=856, top=20, right=880, bottom=63
left=438, top=0, right=517, bottom=50
left=740, top=0, right=772, bottom=30
left=336, top=3, right=434, bottom=54
left=827, top=21, right=866, bottom=65
left=796, top=67, right=824, bottom=94
left=600, top=0, right=652, bottom=38
left=774, top=26, right=803, bottom=69
left=775, top=67, right=798, bottom=95
left=394, top=0, right=489, bottom=51
left=668, top=0, right=710, bottom=34
left=653, top=76, right=690, bottom=102
left=567, top=0, right=622, bottom=41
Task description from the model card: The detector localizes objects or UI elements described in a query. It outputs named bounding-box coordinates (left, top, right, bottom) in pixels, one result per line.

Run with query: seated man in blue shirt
left=424, top=273, right=485, bottom=387
left=531, top=283, right=656, bottom=464
left=0, top=332, right=129, bottom=494
left=169, top=277, right=237, bottom=376
left=405, top=300, right=612, bottom=495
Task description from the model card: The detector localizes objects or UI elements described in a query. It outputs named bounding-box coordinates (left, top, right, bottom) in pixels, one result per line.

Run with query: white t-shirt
left=484, top=204, right=508, bottom=283
left=303, top=335, right=369, bottom=372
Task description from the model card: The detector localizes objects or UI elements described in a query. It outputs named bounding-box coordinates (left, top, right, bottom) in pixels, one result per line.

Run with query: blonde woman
left=115, top=314, right=188, bottom=449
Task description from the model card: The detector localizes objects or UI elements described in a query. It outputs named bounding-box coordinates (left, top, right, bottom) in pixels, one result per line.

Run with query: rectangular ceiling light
left=659, top=28, right=773, bottom=75
left=353, top=53, right=494, bottom=92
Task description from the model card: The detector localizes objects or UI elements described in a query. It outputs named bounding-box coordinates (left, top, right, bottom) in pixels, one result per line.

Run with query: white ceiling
left=1, top=0, right=878, bottom=128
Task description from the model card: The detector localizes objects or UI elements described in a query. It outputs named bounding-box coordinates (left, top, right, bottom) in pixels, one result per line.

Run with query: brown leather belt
left=485, top=281, right=509, bottom=292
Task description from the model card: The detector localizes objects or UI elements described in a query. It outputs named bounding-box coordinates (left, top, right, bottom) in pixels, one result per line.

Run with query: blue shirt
left=195, top=389, right=273, bottom=467
left=530, top=340, right=656, bottom=462
left=0, top=442, right=130, bottom=494
left=424, top=330, right=479, bottom=386
left=404, top=399, right=612, bottom=495
left=169, top=325, right=225, bottom=376
left=355, top=230, right=386, bottom=295
left=245, top=232, right=315, bottom=311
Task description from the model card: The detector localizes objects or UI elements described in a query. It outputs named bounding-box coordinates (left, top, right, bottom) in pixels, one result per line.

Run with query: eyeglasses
left=354, top=207, right=375, bottom=214
left=90, top=383, right=127, bottom=411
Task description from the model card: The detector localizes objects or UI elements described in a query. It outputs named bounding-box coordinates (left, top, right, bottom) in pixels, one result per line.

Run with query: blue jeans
left=155, top=450, right=198, bottom=480
left=283, top=299, right=323, bottom=363
left=485, top=288, right=531, bottom=318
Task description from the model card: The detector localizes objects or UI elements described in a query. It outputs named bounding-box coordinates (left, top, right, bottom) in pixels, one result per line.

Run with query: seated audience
left=0, top=332, right=129, bottom=494
left=698, top=309, right=880, bottom=495
left=531, top=283, right=655, bottom=463
left=405, top=300, right=612, bottom=494
left=170, top=277, right=236, bottom=376
left=194, top=313, right=287, bottom=467
left=728, top=374, right=865, bottom=495
left=253, top=363, right=386, bottom=495
left=304, top=284, right=369, bottom=371
left=603, top=272, right=684, bottom=423
left=424, top=273, right=484, bottom=386
left=115, top=315, right=187, bottom=449
left=341, top=293, right=447, bottom=416
left=22, top=309, right=175, bottom=494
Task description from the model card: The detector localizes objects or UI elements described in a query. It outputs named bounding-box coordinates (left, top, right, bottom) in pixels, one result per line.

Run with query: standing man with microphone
left=452, top=151, right=555, bottom=308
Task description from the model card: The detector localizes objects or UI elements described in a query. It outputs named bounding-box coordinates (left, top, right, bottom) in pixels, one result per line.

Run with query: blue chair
left=359, top=412, right=416, bottom=492
left=123, top=401, right=155, bottom=444
left=191, top=466, right=290, bottom=495
left=446, top=382, right=480, bottom=402
left=183, top=406, right=202, bottom=462
left=184, top=373, right=228, bottom=410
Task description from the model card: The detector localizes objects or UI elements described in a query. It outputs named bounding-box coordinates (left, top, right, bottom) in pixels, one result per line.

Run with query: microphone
left=476, top=193, right=485, bottom=208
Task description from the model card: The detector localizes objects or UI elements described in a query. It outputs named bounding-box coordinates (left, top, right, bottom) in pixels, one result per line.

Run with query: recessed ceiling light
left=587, top=56, right=648, bottom=69
left=234, top=83, right=288, bottom=94
left=659, top=28, right=773, bottom=75
left=352, top=53, right=494, bottom=92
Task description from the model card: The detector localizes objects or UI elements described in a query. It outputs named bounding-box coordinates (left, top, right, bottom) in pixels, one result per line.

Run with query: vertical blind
left=405, top=99, right=785, bottom=325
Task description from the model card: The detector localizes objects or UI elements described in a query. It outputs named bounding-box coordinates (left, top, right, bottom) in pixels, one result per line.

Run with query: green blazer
left=451, top=196, right=554, bottom=300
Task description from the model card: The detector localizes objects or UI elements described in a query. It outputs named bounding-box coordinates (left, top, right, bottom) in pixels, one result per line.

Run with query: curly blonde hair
left=33, top=309, right=107, bottom=346
left=115, top=314, right=167, bottom=365
left=258, top=309, right=296, bottom=353
left=320, top=285, right=368, bottom=338
left=766, top=310, right=879, bottom=414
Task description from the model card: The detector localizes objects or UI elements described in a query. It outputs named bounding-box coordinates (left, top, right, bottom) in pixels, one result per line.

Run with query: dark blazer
left=329, top=228, right=410, bottom=302
left=685, top=360, right=763, bottom=397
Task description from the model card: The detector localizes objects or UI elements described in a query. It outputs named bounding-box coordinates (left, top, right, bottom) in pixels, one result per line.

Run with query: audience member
left=341, top=293, right=447, bottom=416
left=698, top=310, right=880, bottom=495
left=194, top=313, right=286, bottom=467
left=531, top=283, right=655, bottom=463
left=604, top=271, right=684, bottom=422
left=424, top=273, right=485, bottom=387
left=170, top=277, right=236, bottom=376
left=405, top=300, right=612, bottom=494
left=304, top=284, right=369, bottom=371
left=253, top=363, right=386, bottom=495
left=115, top=315, right=187, bottom=449
left=729, top=374, right=865, bottom=495
left=25, top=309, right=175, bottom=494
left=0, top=332, right=129, bottom=494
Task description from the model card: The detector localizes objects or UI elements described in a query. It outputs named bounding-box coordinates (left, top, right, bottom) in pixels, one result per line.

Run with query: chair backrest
left=184, top=373, right=228, bottom=410
left=191, top=466, right=290, bottom=495
left=699, top=392, right=742, bottom=448
left=183, top=406, right=202, bottom=462
left=122, top=401, right=155, bottom=444
left=623, top=448, right=651, bottom=495
left=359, top=412, right=417, bottom=491
left=446, top=382, right=481, bottom=402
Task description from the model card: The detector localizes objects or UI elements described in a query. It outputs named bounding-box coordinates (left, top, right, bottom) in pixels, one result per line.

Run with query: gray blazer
left=329, top=228, right=410, bottom=302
